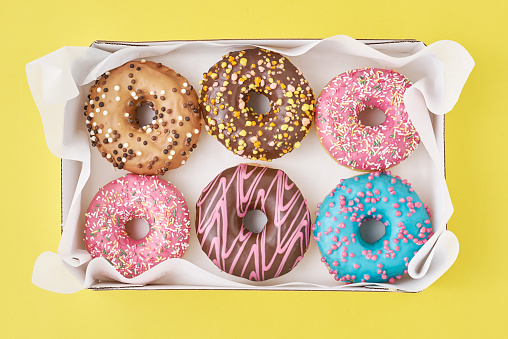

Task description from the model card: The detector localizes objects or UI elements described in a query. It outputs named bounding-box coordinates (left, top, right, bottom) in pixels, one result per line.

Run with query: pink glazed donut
left=84, top=173, right=190, bottom=278
left=315, top=68, right=420, bottom=170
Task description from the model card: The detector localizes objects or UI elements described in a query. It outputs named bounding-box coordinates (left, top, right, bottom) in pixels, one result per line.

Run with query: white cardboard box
left=27, top=36, right=474, bottom=293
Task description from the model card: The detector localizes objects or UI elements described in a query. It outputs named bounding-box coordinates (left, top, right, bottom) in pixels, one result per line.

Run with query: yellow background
left=1, top=0, right=506, bottom=337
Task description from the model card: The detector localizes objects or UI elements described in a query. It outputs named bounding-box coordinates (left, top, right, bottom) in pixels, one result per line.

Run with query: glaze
left=84, top=174, right=190, bottom=278
left=196, top=164, right=311, bottom=281
left=200, top=48, right=315, bottom=161
left=315, top=68, right=420, bottom=170
left=85, top=60, right=202, bottom=175
left=313, top=171, right=433, bottom=283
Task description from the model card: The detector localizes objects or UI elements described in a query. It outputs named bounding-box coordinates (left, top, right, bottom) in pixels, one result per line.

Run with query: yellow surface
left=1, top=0, right=506, bottom=337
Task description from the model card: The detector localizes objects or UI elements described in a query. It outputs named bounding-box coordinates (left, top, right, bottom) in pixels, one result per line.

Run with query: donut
left=313, top=171, right=433, bottom=283
left=315, top=68, right=420, bottom=170
left=196, top=163, right=311, bottom=281
left=84, top=173, right=190, bottom=278
left=84, top=60, right=202, bottom=175
left=199, top=48, right=315, bottom=161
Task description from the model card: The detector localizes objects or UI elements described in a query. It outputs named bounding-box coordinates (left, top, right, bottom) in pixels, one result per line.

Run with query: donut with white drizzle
left=196, top=164, right=311, bottom=281
left=200, top=48, right=315, bottom=161
left=84, top=174, right=190, bottom=278
left=84, top=60, right=202, bottom=175
left=313, top=171, right=433, bottom=284
left=315, top=68, right=420, bottom=170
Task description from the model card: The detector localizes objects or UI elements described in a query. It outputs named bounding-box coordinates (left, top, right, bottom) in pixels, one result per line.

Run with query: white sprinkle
left=178, top=116, right=183, bottom=121
left=158, top=118, right=163, bottom=123
left=167, top=137, right=173, bottom=142
left=136, top=151, right=142, bottom=156
left=168, top=155, right=173, bottom=160
left=97, top=129, right=102, bottom=134
left=108, top=137, right=113, bottom=143
left=150, top=91, right=155, bottom=95
left=95, top=108, right=100, bottom=113
left=90, top=131, right=95, bottom=135
left=170, top=150, right=175, bottom=155
left=152, top=120, right=157, bottom=124
left=107, top=128, right=112, bottom=133
left=89, top=100, right=94, bottom=105
left=194, top=128, right=199, bottom=134
left=181, top=89, right=186, bottom=93
left=114, top=85, right=120, bottom=91
left=97, top=87, right=102, bottom=92
left=89, top=113, right=94, bottom=117
left=122, top=158, right=126, bottom=162
left=186, top=133, right=192, bottom=138
left=123, top=143, right=129, bottom=148
left=106, top=154, right=111, bottom=159
left=131, top=91, right=136, bottom=97
left=124, top=113, right=130, bottom=117
left=103, top=110, right=108, bottom=116
left=92, top=122, right=97, bottom=126
left=141, top=59, right=146, bottom=63
left=183, top=83, right=188, bottom=87
left=91, top=136, right=96, bottom=141
left=181, top=160, right=186, bottom=165
left=105, top=133, right=110, bottom=138
left=116, top=96, right=121, bottom=101
left=101, top=94, right=106, bottom=99
left=105, top=71, right=110, bottom=75
left=160, top=90, right=166, bottom=95
left=146, top=128, right=152, bottom=133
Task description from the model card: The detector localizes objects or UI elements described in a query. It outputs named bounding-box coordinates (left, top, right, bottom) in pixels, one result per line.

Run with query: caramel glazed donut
left=84, top=60, right=202, bottom=175
left=200, top=48, right=315, bottom=161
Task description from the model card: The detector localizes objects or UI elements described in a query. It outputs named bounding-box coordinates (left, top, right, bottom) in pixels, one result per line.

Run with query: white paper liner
left=26, top=36, right=474, bottom=293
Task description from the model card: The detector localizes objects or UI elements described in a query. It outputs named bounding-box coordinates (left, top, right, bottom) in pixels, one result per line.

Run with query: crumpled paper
left=27, top=35, right=473, bottom=293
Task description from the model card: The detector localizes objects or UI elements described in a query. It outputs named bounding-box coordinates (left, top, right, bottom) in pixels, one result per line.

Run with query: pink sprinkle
left=389, top=277, right=395, bottom=283
left=395, top=211, right=401, bottom=217
left=364, top=274, right=370, bottom=280
left=366, top=183, right=372, bottom=189
left=332, top=261, right=339, bottom=266
left=353, top=264, right=360, bottom=269
left=325, top=211, right=331, bottom=217
left=329, top=202, right=335, bottom=208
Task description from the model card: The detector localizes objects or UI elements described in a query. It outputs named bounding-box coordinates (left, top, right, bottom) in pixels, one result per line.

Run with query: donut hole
left=135, top=101, right=157, bottom=127
left=359, top=219, right=386, bottom=244
left=358, top=107, right=386, bottom=127
left=243, top=209, right=268, bottom=234
left=246, top=92, right=270, bottom=117
left=125, top=218, right=150, bottom=240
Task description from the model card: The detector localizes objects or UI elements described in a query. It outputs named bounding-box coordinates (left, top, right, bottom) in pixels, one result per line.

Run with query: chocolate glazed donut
left=196, top=163, right=311, bottom=281
left=200, top=48, right=315, bottom=161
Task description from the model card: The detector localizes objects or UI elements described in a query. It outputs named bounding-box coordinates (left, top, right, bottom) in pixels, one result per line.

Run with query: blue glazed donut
left=313, top=171, right=433, bottom=284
